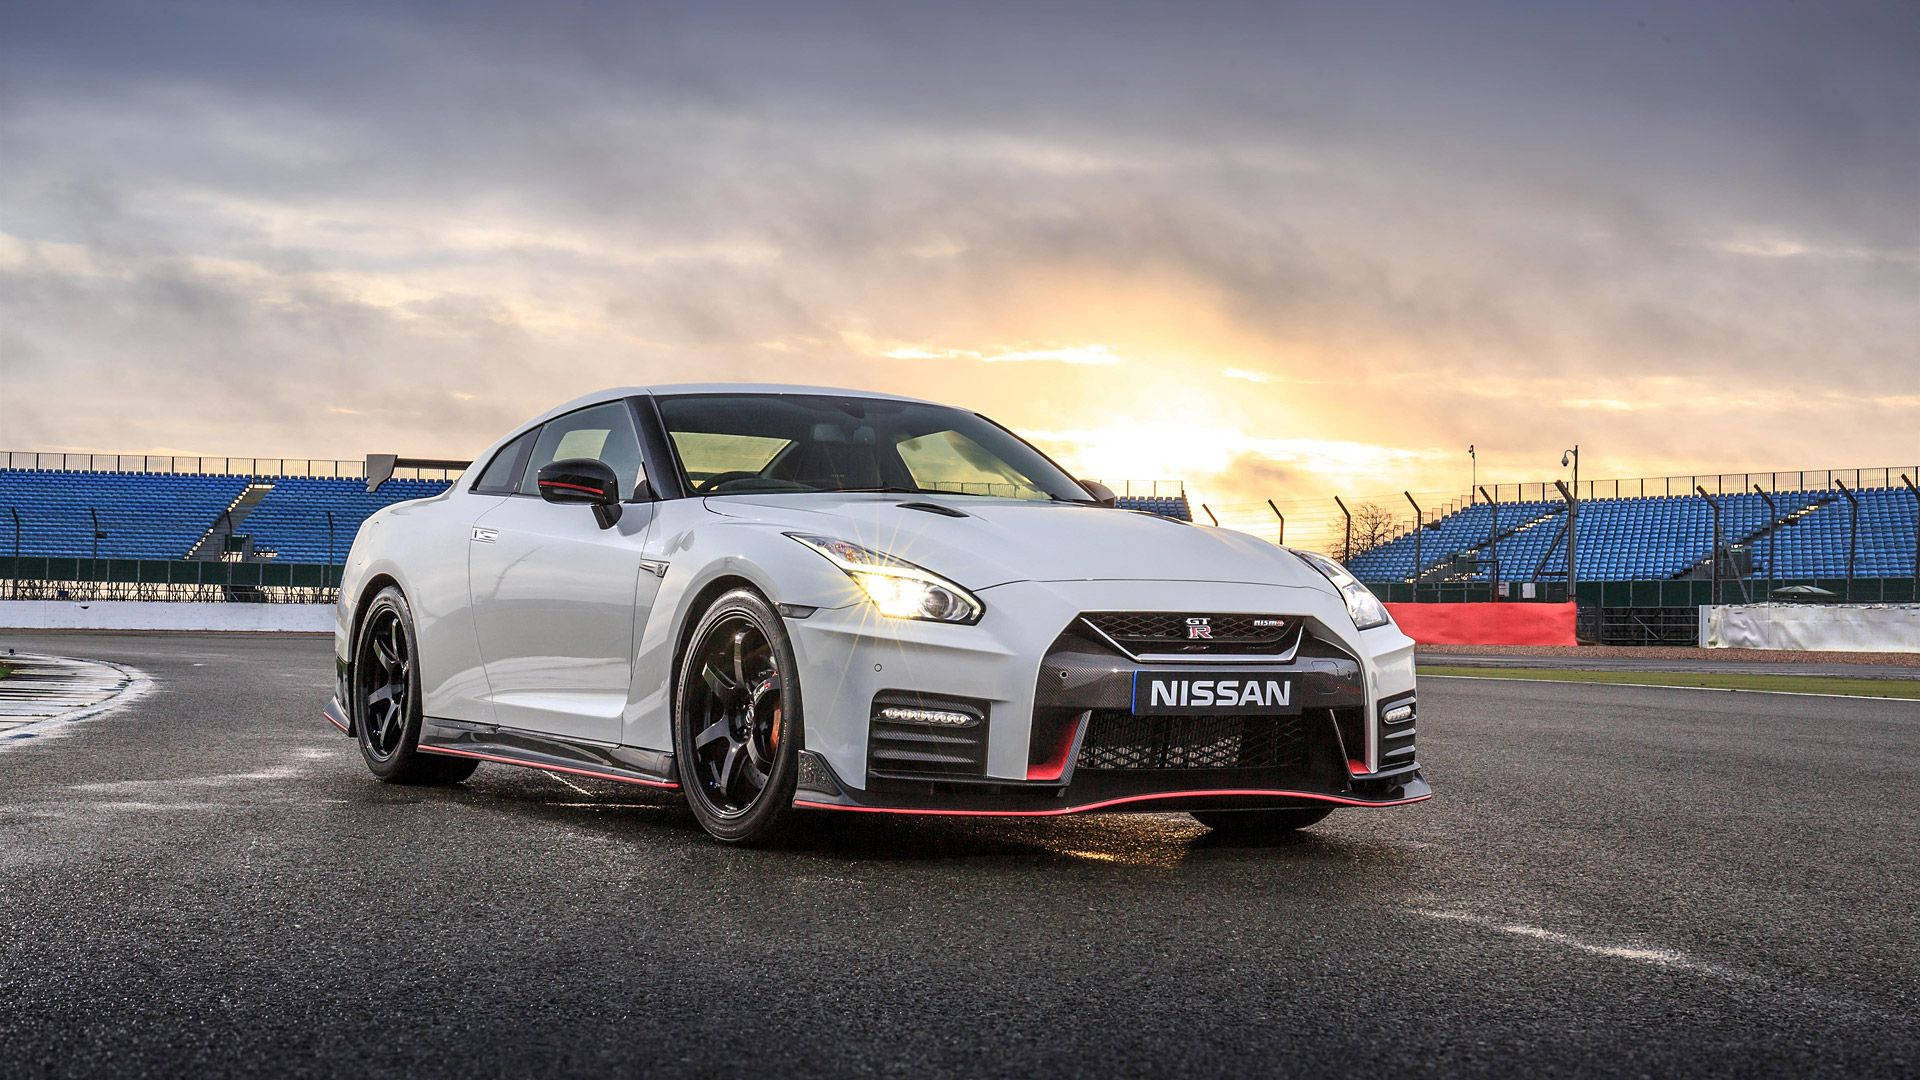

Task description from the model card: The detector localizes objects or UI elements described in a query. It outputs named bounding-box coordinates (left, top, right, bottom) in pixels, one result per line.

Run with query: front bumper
left=783, top=578, right=1428, bottom=815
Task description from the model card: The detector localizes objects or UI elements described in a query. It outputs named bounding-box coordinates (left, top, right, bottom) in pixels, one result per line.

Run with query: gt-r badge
left=1185, top=617, right=1213, bottom=639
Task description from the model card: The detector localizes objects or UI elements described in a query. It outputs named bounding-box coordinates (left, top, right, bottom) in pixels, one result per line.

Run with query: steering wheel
left=695, top=471, right=767, bottom=493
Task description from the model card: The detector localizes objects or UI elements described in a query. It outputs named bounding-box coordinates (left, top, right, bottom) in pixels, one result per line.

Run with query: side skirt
left=416, top=717, right=680, bottom=790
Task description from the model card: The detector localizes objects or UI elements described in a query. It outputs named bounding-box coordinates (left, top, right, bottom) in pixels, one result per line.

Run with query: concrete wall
left=1700, top=603, right=1920, bottom=653
left=0, top=601, right=334, bottom=633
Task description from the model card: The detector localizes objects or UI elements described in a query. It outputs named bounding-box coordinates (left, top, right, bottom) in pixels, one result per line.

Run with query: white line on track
left=0, top=655, right=154, bottom=750
left=1421, top=673, right=1920, bottom=704
left=1413, top=909, right=1735, bottom=978
left=546, top=771, right=594, bottom=796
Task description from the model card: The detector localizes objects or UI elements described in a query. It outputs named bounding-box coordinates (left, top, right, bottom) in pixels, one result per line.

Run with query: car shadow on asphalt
left=430, top=768, right=1419, bottom=875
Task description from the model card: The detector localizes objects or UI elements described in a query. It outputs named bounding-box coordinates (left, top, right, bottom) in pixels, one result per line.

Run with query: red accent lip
left=1025, top=716, right=1084, bottom=782
left=795, top=788, right=1431, bottom=817
left=322, top=709, right=349, bottom=734
left=417, top=744, right=679, bottom=790
left=538, top=479, right=603, bottom=496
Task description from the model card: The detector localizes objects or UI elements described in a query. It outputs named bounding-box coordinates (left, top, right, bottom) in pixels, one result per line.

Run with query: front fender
left=623, top=517, right=872, bottom=754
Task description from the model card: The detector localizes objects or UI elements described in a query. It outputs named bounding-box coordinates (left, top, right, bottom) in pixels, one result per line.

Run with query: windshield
left=655, top=393, right=1094, bottom=501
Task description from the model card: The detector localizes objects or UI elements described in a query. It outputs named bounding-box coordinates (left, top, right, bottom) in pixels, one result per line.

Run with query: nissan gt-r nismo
left=323, top=385, right=1429, bottom=843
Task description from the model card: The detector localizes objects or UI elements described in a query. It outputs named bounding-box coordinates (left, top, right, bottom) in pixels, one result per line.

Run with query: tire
left=352, top=586, right=478, bottom=786
left=672, top=588, right=803, bottom=844
left=1191, top=805, right=1334, bottom=840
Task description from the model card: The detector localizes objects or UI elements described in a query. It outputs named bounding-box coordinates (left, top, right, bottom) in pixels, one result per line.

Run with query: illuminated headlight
left=1292, top=549, right=1392, bottom=630
left=787, top=534, right=984, bottom=624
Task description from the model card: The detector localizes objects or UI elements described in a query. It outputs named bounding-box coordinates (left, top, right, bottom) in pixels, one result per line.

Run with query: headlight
left=1293, top=550, right=1392, bottom=630
left=787, top=534, right=984, bottom=624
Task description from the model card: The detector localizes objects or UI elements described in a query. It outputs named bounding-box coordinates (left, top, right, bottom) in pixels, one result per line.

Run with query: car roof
left=528, top=383, right=939, bottom=425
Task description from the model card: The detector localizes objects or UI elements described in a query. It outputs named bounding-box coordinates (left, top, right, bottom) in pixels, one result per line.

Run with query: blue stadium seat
left=242, top=477, right=452, bottom=562
left=0, top=470, right=251, bottom=559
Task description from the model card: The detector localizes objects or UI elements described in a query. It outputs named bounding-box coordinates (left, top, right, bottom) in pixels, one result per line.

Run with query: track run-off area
left=0, top=632, right=1915, bottom=1078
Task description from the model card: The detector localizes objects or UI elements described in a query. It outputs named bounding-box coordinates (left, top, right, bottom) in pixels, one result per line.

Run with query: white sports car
left=324, top=385, right=1428, bottom=843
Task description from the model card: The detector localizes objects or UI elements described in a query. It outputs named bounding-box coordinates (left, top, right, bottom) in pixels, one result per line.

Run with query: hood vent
left=896, top=501, right=969, bottom=518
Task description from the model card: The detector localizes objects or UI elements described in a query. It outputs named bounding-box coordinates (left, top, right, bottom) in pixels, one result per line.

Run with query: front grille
left=1075, top=710, right=1309, bottom=771
left=1080, top=612, right=1298, bottom=657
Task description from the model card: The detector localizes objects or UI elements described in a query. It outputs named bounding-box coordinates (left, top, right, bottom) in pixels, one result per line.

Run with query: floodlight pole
left=1904, top=474, right=1919, bottom=591
left=1266, top=500, right=1285, bottom=546
left=1753, top=485, right=1777, bottom=600
left=1553, top=480, right=1577, bottom=599
left=8, top=507, right=19, bottom=600
left=1832, top=478, right=1859, bottom=602
left=1404, top=491, right=1423, bottom=596
left=1696, top=486, right=1722, bottom=606
left=1561, top=445, right=1580, bottom=590
left=1334, top=496, right=1352, bottom=563
left=1479, top=485, right=1498, bottom=601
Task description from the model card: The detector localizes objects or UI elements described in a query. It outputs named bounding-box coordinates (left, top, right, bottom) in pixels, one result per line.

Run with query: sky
left=1, top=0, right=1915, bottom=549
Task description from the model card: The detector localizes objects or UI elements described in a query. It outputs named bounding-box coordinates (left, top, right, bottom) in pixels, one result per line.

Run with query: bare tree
left=1346, top=501, right=1401, bottom=559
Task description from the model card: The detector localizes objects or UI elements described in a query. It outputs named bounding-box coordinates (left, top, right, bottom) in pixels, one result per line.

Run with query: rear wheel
left=1191, top=806, right=1334, bottom=840
left=673, top=589, right=802, bottom=844
left=353, top=586, right=477, bottom=785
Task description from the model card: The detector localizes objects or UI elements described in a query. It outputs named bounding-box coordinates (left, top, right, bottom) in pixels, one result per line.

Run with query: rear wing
left=365, top=454, right=472, bottom=493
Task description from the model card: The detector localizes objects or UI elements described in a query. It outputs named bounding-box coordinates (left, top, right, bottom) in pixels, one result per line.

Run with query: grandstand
left=1347, top=477, right=1918, bottom=585
left=3, top=450, right=1911, bottom=642
left=0, top=458, right=1192, bottom=575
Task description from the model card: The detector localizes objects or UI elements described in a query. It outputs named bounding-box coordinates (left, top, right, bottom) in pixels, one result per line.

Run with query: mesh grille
left=1081, top=612, right=1296, bottom=656
left=1076, top=711, right=1310, bottom=771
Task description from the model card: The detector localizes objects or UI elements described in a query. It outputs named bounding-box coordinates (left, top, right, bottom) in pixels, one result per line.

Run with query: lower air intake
left=1075, top=711, right=1309, bottom=771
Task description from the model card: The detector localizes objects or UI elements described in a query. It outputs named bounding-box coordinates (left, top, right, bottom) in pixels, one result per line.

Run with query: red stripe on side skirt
left=416, top=744, right=679, bottom=790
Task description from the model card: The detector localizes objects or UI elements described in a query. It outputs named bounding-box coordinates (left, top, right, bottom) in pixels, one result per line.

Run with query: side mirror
left=537, top=458, right=623, bottom=528
left=1080, top=480, right=1118, bottom=508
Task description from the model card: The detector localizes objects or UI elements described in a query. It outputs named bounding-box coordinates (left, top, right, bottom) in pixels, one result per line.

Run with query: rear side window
left=471, top=430, right=538, bottom=494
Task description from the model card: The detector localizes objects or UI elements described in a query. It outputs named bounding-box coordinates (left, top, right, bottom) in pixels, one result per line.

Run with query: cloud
left=0, top=0, right=1913, bottom=511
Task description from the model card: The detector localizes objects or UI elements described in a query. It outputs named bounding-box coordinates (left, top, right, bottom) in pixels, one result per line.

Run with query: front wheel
left=353, top=586, right=477, bottom=786
left=672, top=588, right=803, bottom=844
left=1191, top=806, right=1334, bottom=840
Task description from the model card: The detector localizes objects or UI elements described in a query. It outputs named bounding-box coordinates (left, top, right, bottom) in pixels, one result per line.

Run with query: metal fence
left=2, top=451, right=462, bottom=482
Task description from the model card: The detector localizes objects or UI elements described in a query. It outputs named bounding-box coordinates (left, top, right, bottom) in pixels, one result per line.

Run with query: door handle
left=471, top=527, right=499, bottom=544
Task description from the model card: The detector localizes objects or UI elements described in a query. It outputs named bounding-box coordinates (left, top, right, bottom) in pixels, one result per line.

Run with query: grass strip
left=1417, top=665, right=1920, bottom=700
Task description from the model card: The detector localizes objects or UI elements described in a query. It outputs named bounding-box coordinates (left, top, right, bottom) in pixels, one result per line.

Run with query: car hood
left=700, top=494, right=1331, bottom=592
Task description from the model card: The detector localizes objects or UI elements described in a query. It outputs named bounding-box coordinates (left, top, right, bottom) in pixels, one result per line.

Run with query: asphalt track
left=1, top=631, right=1916, bottom=1079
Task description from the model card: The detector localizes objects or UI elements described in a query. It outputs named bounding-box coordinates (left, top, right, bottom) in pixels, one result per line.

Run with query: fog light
left=1384, top=703, right=1415, bottom=724
left=877, top=706, right=976, bottom=727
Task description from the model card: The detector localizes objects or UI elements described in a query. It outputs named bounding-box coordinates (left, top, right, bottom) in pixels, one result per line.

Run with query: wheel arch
left=666, top=573, right=770, bottom=710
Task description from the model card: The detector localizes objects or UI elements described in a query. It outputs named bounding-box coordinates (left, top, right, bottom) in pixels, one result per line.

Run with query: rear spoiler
left=365, top=454, right=472, bottom=493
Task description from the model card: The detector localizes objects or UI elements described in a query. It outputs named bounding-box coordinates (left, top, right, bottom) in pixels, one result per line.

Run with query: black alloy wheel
left=674, top=589, right=801, bottom=843
left=352, top=586, right=477, bottom=785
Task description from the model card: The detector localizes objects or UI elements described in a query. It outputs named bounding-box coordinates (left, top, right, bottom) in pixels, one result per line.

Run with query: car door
left=468, top=399, right=662, bottom=743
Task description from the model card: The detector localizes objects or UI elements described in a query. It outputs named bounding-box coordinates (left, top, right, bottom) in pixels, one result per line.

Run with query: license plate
left=1131, top=671, right=1299, bottom=715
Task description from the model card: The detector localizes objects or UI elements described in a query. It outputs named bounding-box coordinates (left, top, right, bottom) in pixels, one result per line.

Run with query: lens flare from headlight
left=788, top=534, right=983, bottom=624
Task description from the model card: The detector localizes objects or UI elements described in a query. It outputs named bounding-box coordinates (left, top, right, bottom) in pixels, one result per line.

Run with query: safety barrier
left=1699, top=604, right=1920, bottom=654
left=1383, top=602, right=1579, bottom=646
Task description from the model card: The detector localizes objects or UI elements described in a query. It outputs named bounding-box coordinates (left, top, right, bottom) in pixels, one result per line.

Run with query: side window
left=470, top=429, right=538, bottom=494
left=517, top=401, right=647, bottom=499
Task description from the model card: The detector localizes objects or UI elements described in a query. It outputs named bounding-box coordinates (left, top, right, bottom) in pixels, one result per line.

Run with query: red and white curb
left=0, top=653, right=154, bottom=748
